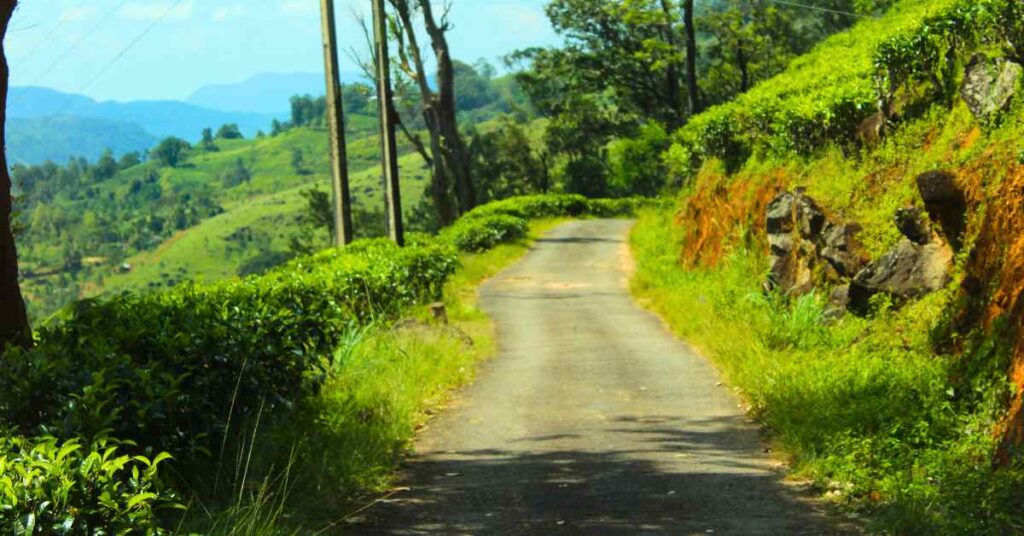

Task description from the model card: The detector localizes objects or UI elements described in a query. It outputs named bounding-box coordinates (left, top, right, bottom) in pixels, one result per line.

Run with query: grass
left=629, top=206, right=1024, bottom=533
left=181, top=219, right=564, bottom=534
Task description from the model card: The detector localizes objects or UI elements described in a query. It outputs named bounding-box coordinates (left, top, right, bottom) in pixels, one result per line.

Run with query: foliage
left=440, top=214, right=529, bottom=253
left=607, top=121, right=671, bottom=196
left=216, top=124, right=245, bottom=140
left=0, top=435, right=177, bottom=534
left=469, top=115, right=550, bottom=202
left=0, top=241, right=458, bottom=466
left=149, top=137, right=191, bottom=168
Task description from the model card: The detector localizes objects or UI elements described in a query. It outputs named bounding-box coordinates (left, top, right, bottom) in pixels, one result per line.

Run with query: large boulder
left=764, top=190, right=863, bottom=295
left=847, top=235, right=953, bottom=316
left=915, top=170, right=967, bottom=249
left=961, top=54, right=1022, bottom=120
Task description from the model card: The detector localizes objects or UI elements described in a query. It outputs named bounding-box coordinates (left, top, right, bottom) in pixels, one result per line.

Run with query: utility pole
left=320, top=0, right=354, bottom=246
left=372, top=0, right=405, bottom=246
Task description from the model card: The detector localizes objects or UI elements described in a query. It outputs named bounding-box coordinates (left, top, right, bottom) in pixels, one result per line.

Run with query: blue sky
left=5, top=0, right=559, bottom=102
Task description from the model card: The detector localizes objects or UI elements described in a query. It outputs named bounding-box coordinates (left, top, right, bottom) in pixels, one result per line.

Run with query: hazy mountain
left=8, top=86, right=281, bottom=141
left=187, top=72, right=366, bottom=115
left=7, top=116, right=157, bottom=165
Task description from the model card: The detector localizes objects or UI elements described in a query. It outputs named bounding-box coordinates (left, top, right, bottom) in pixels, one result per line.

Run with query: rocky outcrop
left=764, top=175, right=966, bottom=316
left=764, top=190, right=865, bottom=296
left=961, top=54, right=1022, bottom=120
left=847, top=233, right=954, bottom=316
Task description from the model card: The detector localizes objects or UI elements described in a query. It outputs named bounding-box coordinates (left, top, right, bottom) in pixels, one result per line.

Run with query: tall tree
left=0, top=0, right=32, bottom=353
left=682, top=0, right=700, bottom=114
left=388, top=0, right=475, bottom=223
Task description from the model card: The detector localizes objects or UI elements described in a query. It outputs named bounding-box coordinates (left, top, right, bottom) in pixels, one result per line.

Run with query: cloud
left=60, top=6, right=97, bottom=22
left=211, top=4, right=244, bottom=22
left=485, top=3, right=547, bottom=35
left=120, top=1, right=195, bottom=22
left=279, top=0, right=317, bottom=15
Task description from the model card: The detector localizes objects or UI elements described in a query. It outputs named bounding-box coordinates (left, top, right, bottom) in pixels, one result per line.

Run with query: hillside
left=7, top=115, right=157, bottom=164
left=632, top=0, right=1024, bottom=532
left=14, top=110, right=441, bottom=316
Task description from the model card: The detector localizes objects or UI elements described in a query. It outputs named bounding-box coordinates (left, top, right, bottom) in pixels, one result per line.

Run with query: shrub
left=0, top=435, right=177, bottom=534
left=441, top=214, right=529, bottom=253
left=0, top=241, right=458, bottom=464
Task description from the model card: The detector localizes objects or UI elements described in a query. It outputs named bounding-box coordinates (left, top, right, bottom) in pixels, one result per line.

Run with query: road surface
left=357, top=219, right=837, bottom=535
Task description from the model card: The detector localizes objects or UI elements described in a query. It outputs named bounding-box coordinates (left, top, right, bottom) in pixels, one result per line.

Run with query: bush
left=441, top=214, right=529, bottom=253
left=0, top=241, right=458, bottom=465
left=0, top=435, right=176, bottom=534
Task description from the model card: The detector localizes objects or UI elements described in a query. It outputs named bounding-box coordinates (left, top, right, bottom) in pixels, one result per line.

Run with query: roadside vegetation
left=632, top=0, right=1024, bottom=532
left=0, top=195, right=640, bottom=533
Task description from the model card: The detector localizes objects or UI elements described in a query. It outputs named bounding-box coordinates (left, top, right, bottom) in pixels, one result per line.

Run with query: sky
left=5, top=0, right=560, bottom=102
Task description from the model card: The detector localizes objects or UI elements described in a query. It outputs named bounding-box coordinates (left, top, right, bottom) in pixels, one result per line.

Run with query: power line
left=760, top=0, right=876, bottom=18
left=11, top=0, right=129, bottom=103
left=50, top=0, right=187, bottom=118
left=13, top=1, right=83, bottom=65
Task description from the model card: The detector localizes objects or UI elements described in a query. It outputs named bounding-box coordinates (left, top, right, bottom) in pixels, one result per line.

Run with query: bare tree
left=0, top=0, right=32, bottom=353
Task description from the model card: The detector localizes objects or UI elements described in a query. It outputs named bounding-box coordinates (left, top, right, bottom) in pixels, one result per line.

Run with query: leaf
left=126, top=492, right=157, bottom=510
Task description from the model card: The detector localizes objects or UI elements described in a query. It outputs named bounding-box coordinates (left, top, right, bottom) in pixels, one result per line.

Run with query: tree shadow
left=351, top=415, right=841, bottom=535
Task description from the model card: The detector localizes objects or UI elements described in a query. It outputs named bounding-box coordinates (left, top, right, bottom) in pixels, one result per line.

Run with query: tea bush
left=0, top=435, right=176, bottom=534
left=664, top=0, right=1024, bottom=178
left=0, top=241, right=458, bottom=464
left=441, top=214, right=529, bottom=253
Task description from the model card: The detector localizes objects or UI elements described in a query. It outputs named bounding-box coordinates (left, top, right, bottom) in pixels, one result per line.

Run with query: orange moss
left=958, top=153, right=1024, bottom=461
left=676, top=169, right=786, bottom=269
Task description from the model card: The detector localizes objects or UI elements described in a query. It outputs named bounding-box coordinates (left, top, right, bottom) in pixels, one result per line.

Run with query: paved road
left=358, top=220, right=837, bottom=535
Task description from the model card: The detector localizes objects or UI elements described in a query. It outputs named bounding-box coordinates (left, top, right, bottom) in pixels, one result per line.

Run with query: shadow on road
left=355, top=417, right=837, bottom=535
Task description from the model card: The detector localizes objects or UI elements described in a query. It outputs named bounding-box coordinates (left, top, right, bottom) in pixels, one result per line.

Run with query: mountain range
left=5, top=72, right=352, bottom=165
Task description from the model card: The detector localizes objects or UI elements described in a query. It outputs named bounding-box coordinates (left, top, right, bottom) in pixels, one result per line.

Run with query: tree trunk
left=418, top=0, right=476, bottom=216
left=683, top=0, right=701, bottom=114
left=737, top=43, right=750, bottom=93
left=0, top=0, right=32, bottom=354
left=659, top=0, right=683, bottom=126
left=390, top=0, right=455, bottom=226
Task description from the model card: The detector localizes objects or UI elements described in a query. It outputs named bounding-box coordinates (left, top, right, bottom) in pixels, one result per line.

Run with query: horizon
left=6, top=0, right=559, bottom=103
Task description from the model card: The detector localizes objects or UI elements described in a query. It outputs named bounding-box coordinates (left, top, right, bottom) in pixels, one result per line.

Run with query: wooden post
left=320, top=0, right=354, bottom=246
left=372, top=0, right=405, bottom=246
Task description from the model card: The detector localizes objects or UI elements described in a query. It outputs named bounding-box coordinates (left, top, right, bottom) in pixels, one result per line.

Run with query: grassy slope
left=631, top=1, right=1024, bottom=534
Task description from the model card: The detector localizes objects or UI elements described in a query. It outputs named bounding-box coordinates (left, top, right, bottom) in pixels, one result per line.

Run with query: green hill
left=15, top=113, right=433, bottom=319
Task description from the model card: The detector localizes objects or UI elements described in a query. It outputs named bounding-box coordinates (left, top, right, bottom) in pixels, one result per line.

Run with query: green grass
left=629, top=206, right=1024, bottom=533
left=182, top=219, right=563, bottom=534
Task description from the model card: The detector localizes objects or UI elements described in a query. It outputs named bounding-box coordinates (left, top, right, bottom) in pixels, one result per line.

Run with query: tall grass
left=630, top=207, right=1024, bottom=534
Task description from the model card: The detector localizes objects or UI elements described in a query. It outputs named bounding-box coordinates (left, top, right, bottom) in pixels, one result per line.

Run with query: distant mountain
left=7, top=116, right=157, bottom=165
left=8, top=86, right=281, bottom=142
left=187, top=72, right=366, bottom=115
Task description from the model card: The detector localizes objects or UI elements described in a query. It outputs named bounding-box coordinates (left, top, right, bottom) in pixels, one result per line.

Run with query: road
left=357, top=219, right=837, bottom=535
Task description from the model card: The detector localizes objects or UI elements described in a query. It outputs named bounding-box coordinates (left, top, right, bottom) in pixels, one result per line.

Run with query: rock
left=819, top=222, right=865, bottom=277
left=894, top=207, right=932, bottom=245
left=847, top=237, right=954, bottom=316
left=824, top=284, right=851, bottom=320
left=765, top=190, right=862, bottom=295
left=961, top=54, right=1022, bottom=119
left=915, top=170, right=967, bottom=249
left=764, top=191, right=828, bottom=295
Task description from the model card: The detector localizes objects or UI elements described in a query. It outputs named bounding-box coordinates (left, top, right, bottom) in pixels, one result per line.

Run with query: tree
left=200, top=127, right=217, bottom=151
left=387, top=0, right=476, bottom=223
left=215, top=123, right=244, bottom=140
left=92, top=149, right=118, bottom=181
left=150, top=137, right=190, bottom=168
left=290, top=147, right=308, bottom=175
left=118, top=151, right=142, bottom=170
left=221, top=158, right=252, bottom=188
left=0, top=0, right=31, bottom=352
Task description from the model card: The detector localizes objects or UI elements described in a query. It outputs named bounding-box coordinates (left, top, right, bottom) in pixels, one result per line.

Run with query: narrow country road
left=357, top=220, right=837, bottom=535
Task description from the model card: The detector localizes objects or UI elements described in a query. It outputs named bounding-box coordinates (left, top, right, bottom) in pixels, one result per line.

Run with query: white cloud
left=60, top=6, right=97, bottom=22
left=279, top=0, right=316, bottom=15
left=120, top=1, right=195, bottom=22
left=485, top=3, right=546, bottom=35
left=211, top=4, right=244, bottom=22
